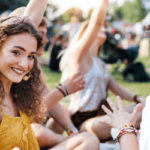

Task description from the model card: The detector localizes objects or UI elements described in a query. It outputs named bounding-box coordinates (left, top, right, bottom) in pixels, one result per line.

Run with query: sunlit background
left=48, top=0, right=129, bottom=18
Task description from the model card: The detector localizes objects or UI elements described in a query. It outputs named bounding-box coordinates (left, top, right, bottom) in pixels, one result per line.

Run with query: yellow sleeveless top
left=0, top=111, right=40, bottom=150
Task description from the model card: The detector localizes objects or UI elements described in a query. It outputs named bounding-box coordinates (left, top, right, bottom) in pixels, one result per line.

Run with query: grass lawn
left=42, top=52, right=150, bottom=107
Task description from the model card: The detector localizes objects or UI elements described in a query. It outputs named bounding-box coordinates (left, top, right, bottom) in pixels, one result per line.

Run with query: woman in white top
left=60, top=0, right=145, bottom=141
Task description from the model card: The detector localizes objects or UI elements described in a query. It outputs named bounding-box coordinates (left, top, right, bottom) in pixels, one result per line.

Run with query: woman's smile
left=11, top=67, right=25, bottom=75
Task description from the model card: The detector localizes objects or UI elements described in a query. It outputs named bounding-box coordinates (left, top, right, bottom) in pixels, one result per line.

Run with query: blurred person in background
left=69, top=16, right=80, bottom=41
left=122, top=32, right=138, bottom=49
left=49, top=34, right=66, bottom=71
left=60, top=0, right=145, bottom=142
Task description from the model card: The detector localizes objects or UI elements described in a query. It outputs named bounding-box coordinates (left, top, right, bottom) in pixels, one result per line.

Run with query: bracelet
left=133, top=95, right=140, bottom=104
left=59, top=83, right=69, bottom=96
left=118, top=129, right=139, bottom=141
left=111, top=123, right=139, bottom=141
left=66, top=125, right=78, bottom=136
left=66, top=125, right=75, bottom=130
left=56, top=87, right=66, bottom=97
left=119, top=123, right=134, bottom=130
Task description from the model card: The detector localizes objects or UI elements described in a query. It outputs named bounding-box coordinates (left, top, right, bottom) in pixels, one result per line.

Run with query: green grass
left=42, top=52, right=150, bottom=107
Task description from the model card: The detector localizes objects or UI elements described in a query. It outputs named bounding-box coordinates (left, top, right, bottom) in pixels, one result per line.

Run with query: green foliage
left=61, top=7, right=83, bottom=23
left=0, top=0, right=29, bottom=14
left=113, top=0, right=146, bottom=23
left=113, top=3, right=123, bottom=20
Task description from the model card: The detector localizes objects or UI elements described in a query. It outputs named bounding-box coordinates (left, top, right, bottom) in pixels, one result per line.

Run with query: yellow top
left=0, top=111, right=40, bottom=150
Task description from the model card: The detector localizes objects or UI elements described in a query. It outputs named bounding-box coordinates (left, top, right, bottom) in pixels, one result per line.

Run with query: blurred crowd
left=36, top=14, right=148, bottom=73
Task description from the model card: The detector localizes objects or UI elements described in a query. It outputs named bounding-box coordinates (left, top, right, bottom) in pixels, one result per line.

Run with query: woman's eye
left=28, top=55, right=35, bottom=59
left=13, top=51, right=20, bottom=55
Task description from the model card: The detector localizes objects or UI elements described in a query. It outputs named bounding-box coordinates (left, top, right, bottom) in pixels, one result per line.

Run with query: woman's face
left=0, top=33, right=37, bottom=83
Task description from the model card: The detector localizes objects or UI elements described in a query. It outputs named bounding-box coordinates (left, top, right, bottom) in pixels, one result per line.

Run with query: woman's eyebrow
left=13, top=46, right=26, bottom=52
left=31, top=52, right=36, bottom=54
left=13, top=46, right=36, bottom=54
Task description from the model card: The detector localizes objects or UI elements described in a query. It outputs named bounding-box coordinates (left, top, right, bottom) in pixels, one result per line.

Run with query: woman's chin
left=9, top=77, right=23, bottom=83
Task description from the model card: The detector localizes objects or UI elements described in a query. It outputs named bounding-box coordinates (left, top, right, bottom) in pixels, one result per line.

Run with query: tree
left=113, top=2, right=123, bottom=20
left=122, top=0, right=146, bottom=23
left=113, top=0, right=146, bottom=23
left=61, top=7, right=83, bottom=23
left=0, top=0, right=29, bottom=14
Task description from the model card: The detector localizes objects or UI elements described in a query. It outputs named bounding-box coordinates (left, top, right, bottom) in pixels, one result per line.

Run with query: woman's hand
left=62, top=72, right=85, bottom=95
left=99, top=96, right=142, bottom=129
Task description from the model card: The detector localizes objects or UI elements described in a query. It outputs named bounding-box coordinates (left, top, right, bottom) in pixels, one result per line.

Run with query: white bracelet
left=66, top=126, right=78, bottom=136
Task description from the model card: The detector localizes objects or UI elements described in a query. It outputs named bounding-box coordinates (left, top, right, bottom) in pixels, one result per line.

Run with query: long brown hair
left=0, top=18, right=44, bottom=123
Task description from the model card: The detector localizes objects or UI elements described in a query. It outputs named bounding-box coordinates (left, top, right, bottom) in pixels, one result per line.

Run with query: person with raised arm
left=60, top=0, right=145, bottom=141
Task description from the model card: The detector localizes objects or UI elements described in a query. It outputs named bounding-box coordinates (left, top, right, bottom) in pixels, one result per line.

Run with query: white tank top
left=61, top=58, right=109, bottom=115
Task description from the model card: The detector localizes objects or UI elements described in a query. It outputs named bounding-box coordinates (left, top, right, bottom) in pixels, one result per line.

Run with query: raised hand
left=62, top=72, right=85, bottom=95
left=99, top=96, right=142, bottom=129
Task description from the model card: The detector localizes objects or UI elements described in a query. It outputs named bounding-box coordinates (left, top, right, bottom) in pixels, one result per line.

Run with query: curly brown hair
left=0, top=17, right=45, bottom=123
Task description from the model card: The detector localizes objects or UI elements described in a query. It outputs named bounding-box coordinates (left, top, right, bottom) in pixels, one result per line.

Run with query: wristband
left=56, top=87, right=66, bottom=97
left=59, top=83, right=69, bottom=96
left=133, top=95, right=140, bottom=104
left=66, top=125, right=78, bottom=136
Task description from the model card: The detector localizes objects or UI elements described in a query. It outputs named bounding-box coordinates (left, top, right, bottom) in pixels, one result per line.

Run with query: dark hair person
left=0, top=0, right=47, bottom=149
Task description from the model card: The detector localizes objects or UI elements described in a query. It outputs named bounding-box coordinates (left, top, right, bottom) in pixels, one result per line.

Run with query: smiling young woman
left=0, top=0, right=48, bottom=149
left=0, top=18, right=44, bottom=150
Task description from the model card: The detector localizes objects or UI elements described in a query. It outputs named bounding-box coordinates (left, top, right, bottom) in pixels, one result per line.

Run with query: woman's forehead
left=2, top=33, right=37, bottom=52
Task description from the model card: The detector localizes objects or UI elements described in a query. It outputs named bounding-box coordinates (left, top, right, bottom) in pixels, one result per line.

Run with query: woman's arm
left=72, top=0, right=108, bottom=63
left=47, top=103, right=75, bottom=131
left=108, top=73, right=145, bottom=105
left=38, top=65, right=84, bottom=111
left=119, top=134, right=139, bottom=150
left=42, top=72, right=84, bottom=112
left=24, top=0, right=47, bottom=28
left=99, top=96, right=141, bottom=150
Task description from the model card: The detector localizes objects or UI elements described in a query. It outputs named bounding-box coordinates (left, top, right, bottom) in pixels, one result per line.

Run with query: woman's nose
left=18, top=57, right=28, bottom=69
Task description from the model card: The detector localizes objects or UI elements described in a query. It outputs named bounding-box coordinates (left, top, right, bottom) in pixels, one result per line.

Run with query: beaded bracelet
left=111, top=123, right=139, bottom=141
left=117, top=128, right=139, bottom=141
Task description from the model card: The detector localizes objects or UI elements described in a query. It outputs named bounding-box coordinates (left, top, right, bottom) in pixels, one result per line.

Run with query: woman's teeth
left=12, top=68, right=24, bottom=74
